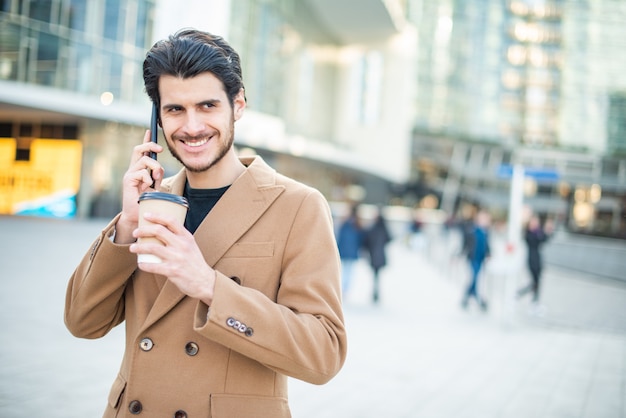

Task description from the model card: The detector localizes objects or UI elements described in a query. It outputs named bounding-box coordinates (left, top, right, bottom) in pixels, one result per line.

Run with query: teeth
left=183, top=138, right=209, bottom=147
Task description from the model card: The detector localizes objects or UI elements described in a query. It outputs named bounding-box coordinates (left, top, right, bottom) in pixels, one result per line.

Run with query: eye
left=163, top=106, right=182, bottom=114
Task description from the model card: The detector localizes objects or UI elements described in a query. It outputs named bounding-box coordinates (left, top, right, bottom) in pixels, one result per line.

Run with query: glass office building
left=0, top=0, right=153, bottom=103
left=0, top=0, right=156, bottom=217
left=225, top=0, right=413, bottom=203
left=0, top=0, right=410, bottom=218
left=407, top=0, right=626, bottom=238
left=3, top=0, right=622, bottom=237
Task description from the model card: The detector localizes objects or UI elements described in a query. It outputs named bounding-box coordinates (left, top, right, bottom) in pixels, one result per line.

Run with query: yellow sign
left=0, top=138, right=82, bottom=218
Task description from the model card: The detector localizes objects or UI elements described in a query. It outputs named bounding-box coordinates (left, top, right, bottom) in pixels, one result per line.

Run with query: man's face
left=158, top=72, right=245, bottom=173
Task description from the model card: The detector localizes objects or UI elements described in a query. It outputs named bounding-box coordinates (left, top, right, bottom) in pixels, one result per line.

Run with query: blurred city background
left=1, top=0, right=625, bottom=417
left=1, top=0, right=625, bottom=238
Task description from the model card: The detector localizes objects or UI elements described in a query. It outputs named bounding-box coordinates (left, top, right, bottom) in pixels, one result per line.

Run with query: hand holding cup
left=136, top=192, right=189, bottom=263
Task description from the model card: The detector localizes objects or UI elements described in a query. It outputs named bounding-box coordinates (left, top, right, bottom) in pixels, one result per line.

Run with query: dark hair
left=143, top=28, right=245, bottom=108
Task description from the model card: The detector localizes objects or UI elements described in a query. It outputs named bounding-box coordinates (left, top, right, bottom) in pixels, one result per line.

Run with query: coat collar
left=142, top=156, right=285, bottom=330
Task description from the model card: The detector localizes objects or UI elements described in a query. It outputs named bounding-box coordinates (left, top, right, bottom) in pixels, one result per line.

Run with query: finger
left=139, top=167, right=155, bottom=187
left=129, top=239, right=168, bottom=265
left=133, top=131, right=153, bottom=159
left=142, top=129, right=152, bottom=144
left=129, top=157, right=163, bottom=190
left=144, top=129, right=163, bottom=158
left=124, top=164, right=151, bottom=185
left=140, top=156, right=163, bottom=175
left=141, top=211, right=186, bottom=233
left=133, top=226, right=172, bottom=255
left=132, top=131, right=162, bottom=161
left=151, top=175, right=163, bottom=190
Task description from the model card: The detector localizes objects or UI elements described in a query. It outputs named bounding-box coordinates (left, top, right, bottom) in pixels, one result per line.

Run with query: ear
left=233, top=88, right=246, bottom=121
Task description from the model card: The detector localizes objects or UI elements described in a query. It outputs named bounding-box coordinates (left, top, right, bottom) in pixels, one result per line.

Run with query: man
left=65, top=29, right=346, bottom=417
left=336, top=203, right=362, bottom=296
left=517, top=214, right=553, bottom=312
left=361, top=206, right=391, bottom=304
left=461, top=209, right=491, bottom=311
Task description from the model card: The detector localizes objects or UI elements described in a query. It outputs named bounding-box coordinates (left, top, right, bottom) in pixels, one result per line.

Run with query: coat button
left=139, top=338, right=154, bottom=351
left=245, top=327, right=254, bottom=337
left=174, top=410, right=188, bottom=418
left=185, top=342, right=199, bottom=356
left=129, top=400, right=143, bottom=414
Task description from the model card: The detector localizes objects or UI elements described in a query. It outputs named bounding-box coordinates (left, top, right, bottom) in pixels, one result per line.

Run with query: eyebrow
left=162, top=99, right=221, bottom=111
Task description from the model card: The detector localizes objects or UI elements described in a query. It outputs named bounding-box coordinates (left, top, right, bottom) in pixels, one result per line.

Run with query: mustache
left=171, top=133, right=212, bottom=142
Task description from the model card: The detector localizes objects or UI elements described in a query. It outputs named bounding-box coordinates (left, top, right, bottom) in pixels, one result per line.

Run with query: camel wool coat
left=65, top=156, right=347, bottom=418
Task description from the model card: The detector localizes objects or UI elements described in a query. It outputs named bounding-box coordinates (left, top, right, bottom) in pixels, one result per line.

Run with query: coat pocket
left=107, top=374, right=126, bottom=409
left=223, top=242, right=274, bottom=258
left=210, top=393, right=290, bottom=418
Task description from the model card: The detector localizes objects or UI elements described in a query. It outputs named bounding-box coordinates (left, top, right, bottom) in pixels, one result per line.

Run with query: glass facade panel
left=28, top=0, right=51, bottom=23
left=0, top=21, right=19, bottom=80
left=228, top=0, right=342, bottom=143
left=103, top=0, right=120, bottom=40
left=608, top=93, right=626, bottom=154
left=69, top=0, right=87, bottom=31
left=106, top=51, right=124, bottom=98
left=0, top=0, right=154, bottom=105
left=135, top=0, right=148, bottom=47
left=34, top=31, right=60, bottom=85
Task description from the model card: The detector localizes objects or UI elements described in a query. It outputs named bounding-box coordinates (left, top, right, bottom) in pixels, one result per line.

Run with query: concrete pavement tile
left=623, top=345, right=626, bottom=418
left=580, top=335, right=625, bottom=418
left=544, top=361, right=593, bottom=418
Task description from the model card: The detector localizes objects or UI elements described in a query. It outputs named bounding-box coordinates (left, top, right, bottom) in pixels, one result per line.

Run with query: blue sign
left=497, top=164, right=559, bottom=181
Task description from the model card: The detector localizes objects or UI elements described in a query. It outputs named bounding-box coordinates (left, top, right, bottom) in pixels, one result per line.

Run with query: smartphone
left=149, top=102, right=158, bottom=160
left=149, top=103, right=158, bottom=188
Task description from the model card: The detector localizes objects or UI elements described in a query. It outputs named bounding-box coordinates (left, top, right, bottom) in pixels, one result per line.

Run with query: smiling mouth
left=182, top=137, right=210, bottom=147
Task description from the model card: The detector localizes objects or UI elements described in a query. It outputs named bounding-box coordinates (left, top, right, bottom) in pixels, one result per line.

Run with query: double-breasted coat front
left=65, top=156, right=347, bottom=418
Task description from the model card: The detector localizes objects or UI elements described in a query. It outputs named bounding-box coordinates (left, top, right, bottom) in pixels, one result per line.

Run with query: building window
left=357, top=51, right=383, bottom=125
left=69, top=0, right=87, bottom=31
left=103, top=0, right=121, bottom=40
left=0, top=121, right=79, bottom=161
left=608, top=93, right=626, bottom=155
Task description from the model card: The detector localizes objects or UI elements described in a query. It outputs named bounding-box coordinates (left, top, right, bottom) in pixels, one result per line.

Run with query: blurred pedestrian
left=518, top=214, right=554, bottom=309
left=362, top=206, right=391, bottom=303
left=461, top=209, right=491, bottom=311
left=458, top=204, right=477, bottom=259
left=407, top=210, right=425, bottom=251
left=336, top=203, right=364, bottom=297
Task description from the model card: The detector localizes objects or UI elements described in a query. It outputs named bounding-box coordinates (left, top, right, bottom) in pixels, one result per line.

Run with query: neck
left=186, top=150, right=246, bottom=189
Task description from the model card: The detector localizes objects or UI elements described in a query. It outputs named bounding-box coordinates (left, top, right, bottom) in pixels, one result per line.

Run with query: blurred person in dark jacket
left=461, top=209, right=491, bottom=311
left=336, top=203, right=363, bottom=298
left=518, top=214, right=554, bottom=311
left=362, top=206, right=391, bottom=303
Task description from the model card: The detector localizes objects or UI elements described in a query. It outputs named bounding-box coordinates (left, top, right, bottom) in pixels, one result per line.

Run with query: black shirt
left=183, top=182, right=230, bottom=234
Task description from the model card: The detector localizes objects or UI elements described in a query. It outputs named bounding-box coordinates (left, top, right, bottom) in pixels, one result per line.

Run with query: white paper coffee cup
left=137, top=191, right=189, bottom=263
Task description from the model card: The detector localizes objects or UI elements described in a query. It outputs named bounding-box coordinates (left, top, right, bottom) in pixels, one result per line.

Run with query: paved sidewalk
left=1, top=216, right=625, bottom=418
left=289, top=235, right=626, bottom=418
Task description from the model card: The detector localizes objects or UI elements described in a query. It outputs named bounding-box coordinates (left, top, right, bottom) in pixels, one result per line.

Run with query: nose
left=182, top=111, right=205, bottom=136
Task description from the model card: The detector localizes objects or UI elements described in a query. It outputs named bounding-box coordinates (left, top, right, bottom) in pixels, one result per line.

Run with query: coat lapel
left=194, top=158, right=285, bottom=268
left=140, top=157, right=284, bottom=332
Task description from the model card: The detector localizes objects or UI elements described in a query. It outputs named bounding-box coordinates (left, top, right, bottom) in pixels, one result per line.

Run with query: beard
left=166, top=115, right=235, bottom=173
